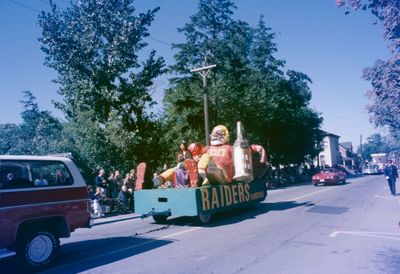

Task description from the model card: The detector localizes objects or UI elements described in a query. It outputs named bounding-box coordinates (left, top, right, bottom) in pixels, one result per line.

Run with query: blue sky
left=0, top=0, right=390, bottom=148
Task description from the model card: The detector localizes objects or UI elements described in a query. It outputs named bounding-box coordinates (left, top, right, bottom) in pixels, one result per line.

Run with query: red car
left=312, top=168, right=346, bottom=186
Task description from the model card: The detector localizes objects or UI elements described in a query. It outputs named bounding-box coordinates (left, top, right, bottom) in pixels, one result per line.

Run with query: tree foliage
left=164, top=0, right=323, bottom=165
left=0, top=91, right=63, bottom=156
left=358, top=133, right=391, bottom=160
left=38, top=0, right=164, bottom=122
left=337, top=0, right=400, bottom=133
left=38, top=0, right=166, bottom=174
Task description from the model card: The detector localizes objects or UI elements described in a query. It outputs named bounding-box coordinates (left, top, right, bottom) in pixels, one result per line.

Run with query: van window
left=0, top=160, right=73, bottom=189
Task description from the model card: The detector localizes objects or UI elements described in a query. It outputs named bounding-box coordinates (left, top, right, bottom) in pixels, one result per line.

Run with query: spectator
left=107, top=171, right=119, bottom=198
left=114, top=170, right=123, bottom=188
left=34, top=172, right=48, bottom=186
left=384, top=160, right=398, bottom=196
left=88, top=186, right=104, bottom=218
left=55, top=170, right=64, bottom=185
left=95, top=168, right=108, bottom=190
left=118, top=185, right=130, bottom=209
left=124, top=169, right=136, bottom=191
left=95, top=186, right=106, bottom=199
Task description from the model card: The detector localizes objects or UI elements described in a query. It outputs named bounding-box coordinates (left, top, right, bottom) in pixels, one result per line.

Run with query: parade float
left=134, top=122, right=268, bottom=224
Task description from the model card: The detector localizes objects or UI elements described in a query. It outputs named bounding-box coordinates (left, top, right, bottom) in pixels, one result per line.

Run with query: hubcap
left=28, top=235, right=53, bottom=263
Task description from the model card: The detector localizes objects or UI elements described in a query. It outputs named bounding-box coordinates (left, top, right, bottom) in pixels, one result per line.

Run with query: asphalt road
left=3, top=175, right=400, bottom=274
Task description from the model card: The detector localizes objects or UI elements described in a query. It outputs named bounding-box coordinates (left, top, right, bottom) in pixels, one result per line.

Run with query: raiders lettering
left=201, top=183, right=265, bottom=211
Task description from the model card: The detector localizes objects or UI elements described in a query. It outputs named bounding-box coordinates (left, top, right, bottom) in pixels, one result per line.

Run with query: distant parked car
left=312, top=168, right=346, bottom=186
left=363, top=165, right=381, bottom=175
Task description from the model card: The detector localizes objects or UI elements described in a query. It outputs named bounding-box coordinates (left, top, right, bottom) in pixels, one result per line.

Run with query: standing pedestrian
left=95, top=169, right=108, bottom=189
left=384, top=160, right=398, bottom=196
left=124, top=169, right=136, bottom=191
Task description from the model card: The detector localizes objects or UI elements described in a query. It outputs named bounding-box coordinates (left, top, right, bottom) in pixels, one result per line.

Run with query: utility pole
left=190, top=59, right=216, bottom=146
left=360, top=134, right=363, bottom=163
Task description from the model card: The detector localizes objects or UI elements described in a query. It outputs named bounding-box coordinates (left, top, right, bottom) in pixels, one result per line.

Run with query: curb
left=93, top=213, right=142, bottom=226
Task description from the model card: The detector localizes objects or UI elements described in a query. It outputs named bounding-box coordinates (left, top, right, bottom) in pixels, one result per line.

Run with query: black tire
left=17, top=230, right=59, bottom=270
left=313, top=183, right=318, bottom=187
left=153, top=215, right=168, bottom=224
left=197, top=212, right=212, bottom=225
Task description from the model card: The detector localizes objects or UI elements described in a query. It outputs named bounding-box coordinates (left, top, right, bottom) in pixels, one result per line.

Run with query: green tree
left=358, top=133, right=391, bottom=161
left=164, top=0, right=323, bottom=165
left=19, top=91, right=63, bottom=155
left=0, top=123, right=21, bottom=154
left=0, top=91, right=63, bottom=156
left=38, top=0, right=164, bottom=122
left=38, top=0, right=166, bottom=173
left=171, top=0, right=236, bottom=74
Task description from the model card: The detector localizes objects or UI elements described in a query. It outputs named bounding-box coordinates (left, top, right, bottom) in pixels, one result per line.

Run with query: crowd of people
left=87, top=141, right=199, bottom=218
left=88, top=168, right=137, bottom=217
left=265, top=165, right=314, bottom=189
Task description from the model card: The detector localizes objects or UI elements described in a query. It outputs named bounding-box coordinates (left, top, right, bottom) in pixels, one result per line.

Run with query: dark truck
left=0, top=155, right=92, bottom=270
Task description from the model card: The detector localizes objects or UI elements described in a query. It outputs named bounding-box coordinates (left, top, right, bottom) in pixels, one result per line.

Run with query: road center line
left=330, top=230, right=400, bottom=241
left=160, top=227, right=201, bottom=239
left=290, top=187, right=339, bottom=201
left=374, top=194, right=398, bottom=200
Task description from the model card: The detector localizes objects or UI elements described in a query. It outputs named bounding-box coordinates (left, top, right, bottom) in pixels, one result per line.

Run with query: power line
left=8, top=0, right=41, bottom=13
left=8, top=0, right=173, bottom=47
left=148, top=36, right=172, bottom=47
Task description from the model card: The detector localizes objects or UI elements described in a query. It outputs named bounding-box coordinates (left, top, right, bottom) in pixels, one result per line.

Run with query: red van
left=0, top=155, right=92, bottom=270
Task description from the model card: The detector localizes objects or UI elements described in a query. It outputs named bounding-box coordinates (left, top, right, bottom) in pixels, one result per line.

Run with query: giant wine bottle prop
left=233, top=121, right=253, bottom=183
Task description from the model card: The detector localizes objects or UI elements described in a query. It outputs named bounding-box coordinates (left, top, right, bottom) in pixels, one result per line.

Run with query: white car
left=363, top=165, right=380, bottom=175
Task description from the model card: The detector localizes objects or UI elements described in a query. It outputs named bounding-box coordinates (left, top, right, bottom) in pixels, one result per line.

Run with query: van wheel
left=153, top=215, right=168, bottom=224
left=17, top=230, right=59, bottom=270
left=197, top=212, right=212, bottom=225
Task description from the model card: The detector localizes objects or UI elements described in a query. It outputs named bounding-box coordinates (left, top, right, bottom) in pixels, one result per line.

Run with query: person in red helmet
left=188, top=142, right=206, bottom=163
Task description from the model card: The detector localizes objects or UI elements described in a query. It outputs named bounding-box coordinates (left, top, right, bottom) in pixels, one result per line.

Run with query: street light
left=190, top=61, right=216, bottom=146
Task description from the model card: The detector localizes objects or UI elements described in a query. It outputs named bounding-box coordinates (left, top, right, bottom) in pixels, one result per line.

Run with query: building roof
left=340, top=142, right=353, bottom=150
left=321, top=130, right=340, bottom=138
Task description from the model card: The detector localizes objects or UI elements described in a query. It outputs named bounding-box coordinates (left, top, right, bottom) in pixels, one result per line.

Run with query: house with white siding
left=315, top=132, right=340, bottom=167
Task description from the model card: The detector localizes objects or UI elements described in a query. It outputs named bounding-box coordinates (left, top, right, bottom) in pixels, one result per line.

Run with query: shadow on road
left=313, top=181, right=352, bottom=187
left=1, top=236, right=173, bottom=274
left=160, top=200, right=313, bottom=228
left=375, top=247, right=400, bottom=274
